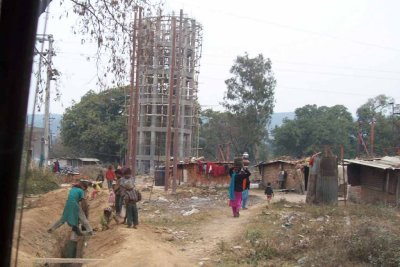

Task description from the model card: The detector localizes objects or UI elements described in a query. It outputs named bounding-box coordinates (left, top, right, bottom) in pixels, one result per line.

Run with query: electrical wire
left=168, top=0, right=400, bottom=53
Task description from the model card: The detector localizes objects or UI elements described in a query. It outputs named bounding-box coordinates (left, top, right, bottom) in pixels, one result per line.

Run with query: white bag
left=120, top=205, right=126, bottom=218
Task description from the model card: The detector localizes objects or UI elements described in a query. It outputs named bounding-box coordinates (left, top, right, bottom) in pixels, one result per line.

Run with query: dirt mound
left=85, top=225, right=193, bottom=267
left=12, top=181, right=284, bottom=266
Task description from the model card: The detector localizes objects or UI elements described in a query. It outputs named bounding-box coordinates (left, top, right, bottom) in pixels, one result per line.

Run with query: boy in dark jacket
left=264, top=182, right=274, bottom=204
left=124, top=181, right=141, bottom=228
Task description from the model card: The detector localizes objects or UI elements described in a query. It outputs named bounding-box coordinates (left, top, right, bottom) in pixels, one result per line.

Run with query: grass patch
left=216, top=202, right=400, bottom=266
left=23, top=167, right=59, bottom=195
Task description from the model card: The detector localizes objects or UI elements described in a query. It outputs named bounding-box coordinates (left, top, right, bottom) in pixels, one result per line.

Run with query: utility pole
left=37, top=34, right=54, bottom=168
left=370, top=119, right=376, bottom=158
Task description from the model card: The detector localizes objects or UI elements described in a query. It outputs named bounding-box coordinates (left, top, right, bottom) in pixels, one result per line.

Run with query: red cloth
left=105, top=169, right=116, bottom=181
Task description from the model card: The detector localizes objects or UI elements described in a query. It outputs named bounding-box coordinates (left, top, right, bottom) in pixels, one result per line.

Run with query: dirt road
left=84, top=189, right=305, bottom=266
left=14, top=184, right=305, bottom=267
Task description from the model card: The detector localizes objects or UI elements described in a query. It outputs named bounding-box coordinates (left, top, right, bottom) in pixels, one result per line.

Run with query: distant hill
left=268, top=112, right=295, bottom=130
left=26, top=114, right=63, bottom=134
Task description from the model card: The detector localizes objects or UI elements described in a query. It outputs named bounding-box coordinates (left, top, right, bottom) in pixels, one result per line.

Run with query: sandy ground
left=12, top=180, right=305, bottom=267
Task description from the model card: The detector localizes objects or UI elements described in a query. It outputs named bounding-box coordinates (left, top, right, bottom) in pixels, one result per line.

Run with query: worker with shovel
left=47, top=180, right=93, bottom=236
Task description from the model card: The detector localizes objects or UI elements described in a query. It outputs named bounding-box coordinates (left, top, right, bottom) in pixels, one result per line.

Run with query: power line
left=170, top=0, right=400, bottom=53
left=278, top=85, right=383, bottom=97
left=275, top=68, right=400, bottom=81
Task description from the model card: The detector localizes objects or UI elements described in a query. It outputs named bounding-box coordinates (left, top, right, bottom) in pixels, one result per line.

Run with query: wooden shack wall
left=185, top=163, right=231, bottom=187
left=348, top=165, right=400, bottom=204
left=261, top=162, right=302, bottom=192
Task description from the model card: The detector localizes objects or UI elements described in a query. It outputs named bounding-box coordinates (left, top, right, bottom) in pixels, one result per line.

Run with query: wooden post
left=396, top=174, right=400, bottom=206
left=385, top=171, right=390, bottom=204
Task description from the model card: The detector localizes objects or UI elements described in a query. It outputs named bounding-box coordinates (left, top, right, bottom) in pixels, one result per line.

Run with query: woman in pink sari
left=229, top=166, right=248, bottom=217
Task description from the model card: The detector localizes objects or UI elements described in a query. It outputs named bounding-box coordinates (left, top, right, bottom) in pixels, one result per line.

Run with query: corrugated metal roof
left=345, top=156, right=400, bottom=170
left=78, top=158, right=100, bottom=162
left=260, top=160, right=297, bottom=166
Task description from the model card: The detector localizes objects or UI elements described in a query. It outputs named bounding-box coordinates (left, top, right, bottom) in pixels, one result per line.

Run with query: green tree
left=272, top=104, right=356, bottom=158
left=60, top=87, right=128, bottom=162
left=356, top=95, right=399, bottom=157
left=222, top=53, right=276, bottom=161
left=199, top=109, right=232, bottom=160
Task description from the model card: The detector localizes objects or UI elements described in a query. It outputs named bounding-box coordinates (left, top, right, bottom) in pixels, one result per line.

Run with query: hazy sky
left=29, top=0, right=400, bottom=116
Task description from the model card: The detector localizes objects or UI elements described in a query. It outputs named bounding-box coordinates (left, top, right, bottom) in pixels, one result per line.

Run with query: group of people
left=48, top=165, right=141, bottom=236
left=228, top=154, right=275, bottom=217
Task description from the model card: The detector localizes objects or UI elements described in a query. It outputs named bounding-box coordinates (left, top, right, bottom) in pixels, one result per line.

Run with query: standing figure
left=114, top=169, right=123, bottom=216
left=48, top=180, right=93, bottom=235
left=228, top=164, right=247, bottom=218
left=119, top=167, right=135, bottom=223
left=241, top=171, right=251, bottom=209
left=53, top=160, right=60, bottom=173
left=105, top=165, right=116, bottom=190
left=264, top=182, right=274, bottom=204
left=123, top=181, right=141, bottom=228
left=278, top=170, right=286, bottom=189
left=241, top=152, right=251, bottom=209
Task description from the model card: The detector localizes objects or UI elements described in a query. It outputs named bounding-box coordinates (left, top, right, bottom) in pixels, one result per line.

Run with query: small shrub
left=347, top=224, right=400, bottom=266
left=23, top=167, right=59, bottom=195
left=246, top=229, right=262, bottom=246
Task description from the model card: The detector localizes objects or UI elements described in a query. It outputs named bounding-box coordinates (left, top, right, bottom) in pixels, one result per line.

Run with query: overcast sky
left=29, top=0, right=400, bottom=116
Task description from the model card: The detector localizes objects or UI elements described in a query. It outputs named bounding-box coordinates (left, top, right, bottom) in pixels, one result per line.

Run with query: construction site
left=4, top=1, right=400, bottom=267
left=126, top=9, right=203, bottom=178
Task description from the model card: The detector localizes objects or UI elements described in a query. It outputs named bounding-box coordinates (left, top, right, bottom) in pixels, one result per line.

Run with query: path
left=180, top=190, right=305, bottom=263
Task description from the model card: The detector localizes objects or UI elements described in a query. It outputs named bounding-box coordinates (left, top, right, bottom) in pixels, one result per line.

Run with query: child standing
left=264, top=182, right=274, bottom=204
left=90, top=181, right=102, bottom=200
left=108, top=182, right=116, bottom=207
left=123, top=181, right=141, bottom=228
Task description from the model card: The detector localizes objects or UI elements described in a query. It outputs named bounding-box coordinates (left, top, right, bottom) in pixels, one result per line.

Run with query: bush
left=347, top=224, right=400, bottom=266
left=23, top=168, right=59, bottom=195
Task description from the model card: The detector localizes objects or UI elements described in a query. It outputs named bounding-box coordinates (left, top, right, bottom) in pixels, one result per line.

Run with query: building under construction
left=127, top=10, right=202, bottom=175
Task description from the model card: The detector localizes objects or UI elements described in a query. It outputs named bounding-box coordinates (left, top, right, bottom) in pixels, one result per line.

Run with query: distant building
left=258, top=160, right=308, bottom=193
left=49, top=157, right=101, bottom=168
left=346, top=156, right=400, bottom=204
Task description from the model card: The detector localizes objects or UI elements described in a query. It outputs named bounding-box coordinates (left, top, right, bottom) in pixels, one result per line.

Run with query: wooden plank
left=34, top=258, right=104, bottom=264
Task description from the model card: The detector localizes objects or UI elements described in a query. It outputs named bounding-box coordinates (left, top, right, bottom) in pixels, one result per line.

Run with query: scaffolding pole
left=172, top=10, right=184, bottom=193
left=164, top=17, right=177, bottom=191
left=128, top=7, right=138, bottom=170
left=131, top=7, right=143, bottom=175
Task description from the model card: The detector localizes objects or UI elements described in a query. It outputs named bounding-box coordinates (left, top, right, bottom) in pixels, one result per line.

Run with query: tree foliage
left=222, top=53, right=276, bottom=161
left=356, top=95, right=400, bottom=156
left=272, top=104, right=356, bottom=158
left=60, top=87, right=128, bottom=162
left=40, top=0, right=163, bottom=87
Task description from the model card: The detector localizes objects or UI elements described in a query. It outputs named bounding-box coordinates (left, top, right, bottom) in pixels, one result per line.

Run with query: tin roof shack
left=49, top=157, right=101, bottom=168
left=185, top=162, right=232, bottom=187
left=346, top=156, right=400, bottom=205
left=259, top=160, right=306, bottom=193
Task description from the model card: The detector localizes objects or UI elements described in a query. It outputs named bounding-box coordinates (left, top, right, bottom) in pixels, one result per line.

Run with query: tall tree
left=272, top=104, right=356, bottom=158
left=37, top=0, right=164, bottom=90
left=222, top=53, right=276, bottom=161
left=60, top=87, right=128, bottom=162
left=199, top=109, right=232, bottom=160
left=356, top=95, right=399, bottom=157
